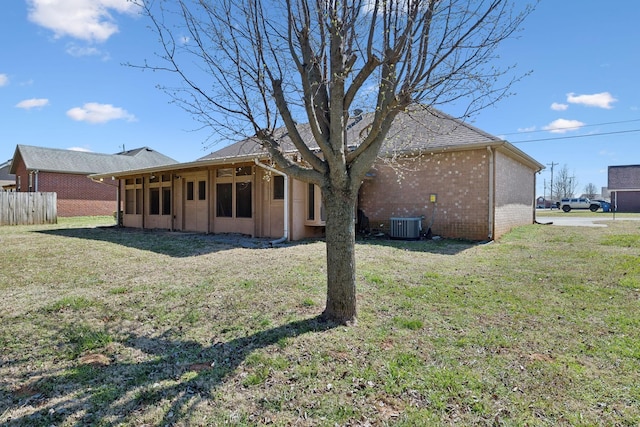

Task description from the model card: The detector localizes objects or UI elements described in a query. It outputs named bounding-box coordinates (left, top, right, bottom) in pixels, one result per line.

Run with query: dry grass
left=1, top=216, right=639, bottom=426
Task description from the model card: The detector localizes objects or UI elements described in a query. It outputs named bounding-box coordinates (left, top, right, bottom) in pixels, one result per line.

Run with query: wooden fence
left=0, top=192, right=57, bottom=226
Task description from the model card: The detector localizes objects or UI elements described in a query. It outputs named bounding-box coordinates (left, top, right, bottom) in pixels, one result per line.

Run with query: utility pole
left=547, top=162, right=558, bottom=209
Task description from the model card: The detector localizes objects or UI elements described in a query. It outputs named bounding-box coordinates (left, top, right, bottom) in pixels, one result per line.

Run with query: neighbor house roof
left=199, top=106, right=543, bottom=170
left=10, top=145, right=178, bottom=175
left=0, top=159, right=16, bottom=188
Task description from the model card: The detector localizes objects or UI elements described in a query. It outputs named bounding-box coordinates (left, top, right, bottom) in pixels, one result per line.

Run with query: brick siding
left=359, top=149, right=490, bottom=240
left=493, top=150, right=535, bottom=238
left=359, top=148, right=536, bottom=241
left=57, top=199, right=118, bottom=217
left=608, top=165, right=640, bottom=189
left=13, top=160, right=118, bottom=216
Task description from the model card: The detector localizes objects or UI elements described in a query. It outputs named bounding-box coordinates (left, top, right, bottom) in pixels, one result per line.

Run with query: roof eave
left=493, top=141, right=545, bottom=171
left=379, top=140, right=544, bottom=172
left=90, top=153, right=271, bottom=180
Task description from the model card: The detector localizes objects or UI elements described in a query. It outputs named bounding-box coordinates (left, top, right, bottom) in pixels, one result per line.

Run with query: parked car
left=560, top=197, right=600, bottom=212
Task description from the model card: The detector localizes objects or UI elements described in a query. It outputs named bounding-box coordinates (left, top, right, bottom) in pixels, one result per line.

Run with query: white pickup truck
left=559, top=197, right=600, bottom=212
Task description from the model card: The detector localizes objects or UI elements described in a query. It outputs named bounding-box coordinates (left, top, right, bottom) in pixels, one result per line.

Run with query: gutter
left=89, top=153, right=271, bottom=181
left=254, top=159, right=289, bottom=245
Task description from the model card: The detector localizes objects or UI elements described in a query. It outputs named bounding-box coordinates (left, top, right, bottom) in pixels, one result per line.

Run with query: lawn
left=1, top=216, right=639, bottom=426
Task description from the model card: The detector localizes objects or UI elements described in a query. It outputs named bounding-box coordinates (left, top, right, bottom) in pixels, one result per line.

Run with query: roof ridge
left=17, top=144, right=115, bottom=157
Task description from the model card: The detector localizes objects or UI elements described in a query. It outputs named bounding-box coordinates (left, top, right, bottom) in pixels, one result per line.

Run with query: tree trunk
left=322, top=188, right=358, bottom=325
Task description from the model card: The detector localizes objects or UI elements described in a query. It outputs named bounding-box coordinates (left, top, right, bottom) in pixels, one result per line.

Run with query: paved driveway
left=536, top=215, right=640, bottom=227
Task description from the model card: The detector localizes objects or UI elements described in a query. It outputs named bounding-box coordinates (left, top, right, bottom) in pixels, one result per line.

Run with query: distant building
left=536, top=196, right=558, bottom=209
left=10, top=145, right=177, bottom=217
left=0, top=159, right=16, bottom=190
left=608, top=165, right=640, bottom=212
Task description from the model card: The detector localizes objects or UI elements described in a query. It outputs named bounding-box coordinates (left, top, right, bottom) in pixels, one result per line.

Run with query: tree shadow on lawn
left=4, top=316, right=337, bottom=426
left=36, top=226, right=278, bottom=257
left=36, top=226, right=473, bottom=257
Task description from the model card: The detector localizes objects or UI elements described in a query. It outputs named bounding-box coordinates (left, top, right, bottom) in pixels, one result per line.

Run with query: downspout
left=533, top=170, right=538, bottom=224
left=170, top=175, right=174, bottom=231
left=254, top=159, right=289, bottom=245
left=116, top=178, right=121, bottom=227
left=34, top=170, right=39, bottom=192
left=141, top=177, right=145, bottom=229
left=207, top=169, right=212, bottom=234
left=487, top=147, right=494, bottom=240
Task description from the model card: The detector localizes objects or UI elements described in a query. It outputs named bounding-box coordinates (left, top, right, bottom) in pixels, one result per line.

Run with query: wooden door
left=184, top=176, right=208, bottom=232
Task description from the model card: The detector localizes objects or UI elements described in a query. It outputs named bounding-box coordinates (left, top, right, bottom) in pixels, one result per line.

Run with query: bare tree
left=584, top=182, right=598, bottom=199
left=553, top=164, right=578, bottom=199
left=137, top=0, right=535, bottom=324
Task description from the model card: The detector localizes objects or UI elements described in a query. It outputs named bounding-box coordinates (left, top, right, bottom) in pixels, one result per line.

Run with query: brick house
left=92, top=107, right=543, bottom=241
left=0, top=159, right=15, bottom=190
left=608, top=165, right=640, bottom=212
left=10, top=145, right=177, bottom=217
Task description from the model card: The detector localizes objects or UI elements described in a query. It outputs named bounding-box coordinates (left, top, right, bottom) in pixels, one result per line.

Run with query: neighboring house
left=92, top=107, right=543, bottom=241
left=536, top=196, right=558, bottom=209
left=0, top=159, right=16, bottom=190
left=608, top=165, right=640, bottom=212
left=10, top=145, right=177, bottom=217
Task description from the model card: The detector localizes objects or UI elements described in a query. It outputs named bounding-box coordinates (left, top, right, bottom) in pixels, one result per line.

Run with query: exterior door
left=184, top=176, right=208, bottom=232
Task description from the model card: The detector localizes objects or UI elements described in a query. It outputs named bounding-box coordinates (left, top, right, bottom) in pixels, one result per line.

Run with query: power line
left=546, top=161, right=558, bottom=201
left=509, top=128, right=640, bottom=144
left=500, top=118, right=640, bottom=136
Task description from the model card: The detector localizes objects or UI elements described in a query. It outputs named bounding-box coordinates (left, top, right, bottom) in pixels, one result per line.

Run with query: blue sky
left=1, top=1, right=638, bottom=198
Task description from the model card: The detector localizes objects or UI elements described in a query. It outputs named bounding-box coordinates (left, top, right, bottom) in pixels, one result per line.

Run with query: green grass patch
left=393, top=316, right=424, bottom=330
left=2, top=216, right=640, bottom=426
left=601, top=234, right=640, bottom=247
left=44, top=296, right=96, bottom=312
left=63, top=324, right=113, bottom=358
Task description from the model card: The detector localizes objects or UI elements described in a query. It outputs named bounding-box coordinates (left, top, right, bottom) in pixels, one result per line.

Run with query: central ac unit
left=390, top=217, right=422, bottom=239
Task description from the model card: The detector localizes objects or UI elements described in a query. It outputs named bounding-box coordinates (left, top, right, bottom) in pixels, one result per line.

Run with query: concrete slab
left=536, top=216, right=606, bottom=227
left=535, top=216, right=640, bottom=227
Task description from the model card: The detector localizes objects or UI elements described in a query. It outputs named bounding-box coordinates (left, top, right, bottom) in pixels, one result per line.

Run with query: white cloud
left=543, top=118, right=585, bottom=134
left=0, top=74, right=8, bottom=87
left=551, top=102, right=568, bottom=111
left=566, top=92, right=617, bottom=109
left=15, top=98, right=50, bottom=109
left=66, top=102, right=136, bottom=124
left=66, top=44, right=101, bottom=57
left=27, top=0, right=139, bottom=43
left=68, top=146, right=92, bottom=152
left=517, top=126, right=536, bottom=133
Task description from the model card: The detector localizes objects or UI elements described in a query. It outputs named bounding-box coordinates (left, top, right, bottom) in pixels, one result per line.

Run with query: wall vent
left=389, top=217, right=422, bottom=239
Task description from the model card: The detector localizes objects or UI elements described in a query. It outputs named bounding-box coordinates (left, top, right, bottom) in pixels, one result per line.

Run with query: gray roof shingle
left=10, top=145, right=178, bottom=175
left=198, top=106, right=503, bottom=161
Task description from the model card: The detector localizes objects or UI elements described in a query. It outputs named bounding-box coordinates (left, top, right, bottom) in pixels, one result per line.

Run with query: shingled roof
left=10, top=145, right=178, bottom=175
left=0, top=159, right=15, bottom=188
left=198, top=106, right=504, bottom=161
left=91, top=106, right=542, bottom=180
